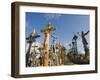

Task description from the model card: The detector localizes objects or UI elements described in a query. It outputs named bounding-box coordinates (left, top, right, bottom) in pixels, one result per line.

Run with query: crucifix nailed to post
left=41, top=22, right=55, bottom=66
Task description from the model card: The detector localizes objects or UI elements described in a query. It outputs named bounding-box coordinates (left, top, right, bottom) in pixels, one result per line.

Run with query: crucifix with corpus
left=41, top=22, right=55, bottom=66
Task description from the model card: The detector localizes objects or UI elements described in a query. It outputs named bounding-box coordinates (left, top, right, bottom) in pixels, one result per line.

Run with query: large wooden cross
left=41, top=22, right=55, bottom=66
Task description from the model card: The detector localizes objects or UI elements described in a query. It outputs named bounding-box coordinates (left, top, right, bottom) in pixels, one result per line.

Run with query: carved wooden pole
left=41, top=22, right=55, bottom=66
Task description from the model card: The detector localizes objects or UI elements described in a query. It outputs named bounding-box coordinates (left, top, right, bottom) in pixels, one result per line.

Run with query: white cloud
left=44, top=13, right=62, bottom=20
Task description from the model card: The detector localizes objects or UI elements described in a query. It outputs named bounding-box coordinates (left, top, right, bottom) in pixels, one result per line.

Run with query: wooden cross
left=41, top=22, right=55, bottom=66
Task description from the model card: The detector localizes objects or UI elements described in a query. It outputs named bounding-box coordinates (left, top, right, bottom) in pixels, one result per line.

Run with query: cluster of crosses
left=68, top=30, right=89, bottom=64
left=26, top=22, right=55, bottom=66
left=26, top=22, right=89, bottom=67
left=71, top=31, right=89, bottom=56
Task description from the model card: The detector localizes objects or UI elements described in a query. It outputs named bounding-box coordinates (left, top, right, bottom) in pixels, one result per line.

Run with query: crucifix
left=41, top=22, right=55, bottom=66
left=77, top=30, right=89, bottom=57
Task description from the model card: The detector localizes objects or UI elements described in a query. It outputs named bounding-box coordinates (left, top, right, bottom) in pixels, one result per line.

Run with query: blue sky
left=26, top=12, right=90, bottom=53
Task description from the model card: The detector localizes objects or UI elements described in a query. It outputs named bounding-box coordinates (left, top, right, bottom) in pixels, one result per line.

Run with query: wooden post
left=41, top=22, right=55, bottom=66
